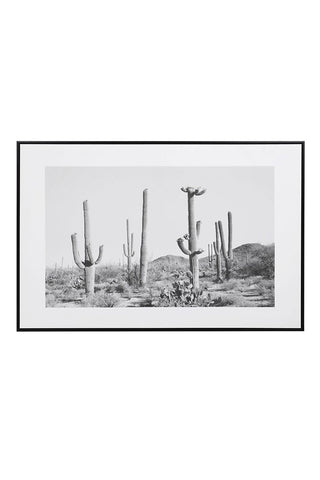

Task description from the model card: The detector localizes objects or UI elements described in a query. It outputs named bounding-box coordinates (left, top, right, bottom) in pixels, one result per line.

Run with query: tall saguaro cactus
left=218, top=211, right=233, bottom=280
left=71, top=200, right=104, bottom=295
left=177, top=186, right=206, bottom=291
left=213, top=221, right=223, bottom=283
left=123, top=219, right=135, bottom=280
left=139, top=188, right=148, bottom=286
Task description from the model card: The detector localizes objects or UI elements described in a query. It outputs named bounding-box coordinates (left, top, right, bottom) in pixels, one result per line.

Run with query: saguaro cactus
left=213, top=221, right=223, bottom=283
left=71, top=200, right=104, bottom=295
left=139, top=189, right=148, bottom=286
left=208, top=243, right=214, bottom=268
left=177, top=186, right=206, bottom=291
left=123, top=219, right=135, bottom=280
left=218, top=211, right=233, bottom=280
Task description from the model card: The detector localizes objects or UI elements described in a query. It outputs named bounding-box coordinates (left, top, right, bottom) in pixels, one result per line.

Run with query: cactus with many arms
left=123, top=219, right=135, bottom=280
left=71, top=200, right=104, bottom=295
left=177, top=186, right=206, bottom=291
left=139, top=189, right=148, bottom=286
left=218, top=212, right=233, bottom=280
left=213, top=221, right=223, bottom=282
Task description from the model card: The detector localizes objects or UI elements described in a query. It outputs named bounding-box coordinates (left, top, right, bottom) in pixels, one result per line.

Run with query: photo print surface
left=45, top=166, right=275, bottom=309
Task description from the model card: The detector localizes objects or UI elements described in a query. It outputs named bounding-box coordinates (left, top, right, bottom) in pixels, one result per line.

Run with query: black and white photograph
left=45, top=166, right=275, bottom=309
left=18, top=142, right=303, bottom=330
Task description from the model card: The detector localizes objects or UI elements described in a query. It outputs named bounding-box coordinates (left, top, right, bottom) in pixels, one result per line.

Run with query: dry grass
left=45, top=266, right=274, bottom=308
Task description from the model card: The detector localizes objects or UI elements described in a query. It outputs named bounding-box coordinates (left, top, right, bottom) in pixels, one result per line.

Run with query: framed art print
left=17, top=141, right=304, bottom=331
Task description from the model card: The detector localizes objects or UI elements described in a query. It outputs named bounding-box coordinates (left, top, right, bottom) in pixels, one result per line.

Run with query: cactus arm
left=177, top=237, right=191, bottom=256
left=196, top=220, right=201, bottom=238
left=228, top=211, right=233, bottom=259
left=131, top=250, right=135, bottom=257
left=123, top=243, right=128, bottom=257
left=86, top=244, right=95, bottom=264
left=218, top=220, right=227, bottom=259
left=195, top=187, right=206, bottom=196
left=213, top=241, right=218, bottom=256
left=71, top=234, right=84, bottom=269
left=131, top=233, right=134, bottom=256
left=193, top=248, right=204, bottom=255
left=181, top=187, right=189, bottom=193
left=95, top=245, right=104, bottom=265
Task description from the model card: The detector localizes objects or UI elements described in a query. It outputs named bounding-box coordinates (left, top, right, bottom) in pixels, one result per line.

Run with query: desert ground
left=46, top=243, right=274, bottom=308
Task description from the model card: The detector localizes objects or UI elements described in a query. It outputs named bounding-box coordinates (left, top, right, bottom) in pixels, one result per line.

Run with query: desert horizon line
left=46, top=240, right=275, bottom=268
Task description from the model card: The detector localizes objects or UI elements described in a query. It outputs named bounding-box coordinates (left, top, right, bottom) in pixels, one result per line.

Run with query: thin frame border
left=16, top=141, right=305, bottom=332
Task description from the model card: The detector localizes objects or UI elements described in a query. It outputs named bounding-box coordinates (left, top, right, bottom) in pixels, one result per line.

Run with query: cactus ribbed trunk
left=216, top=254, right=222, bottom=282
left=85, top=265, right=95, bottom=295
left=208, top=243, right=213, bottom=268
left=228, top=211, right=233, bottom=260
left=213, top=222, right=223, bottom=283
left=218, top=212, right=233, bottom=281
left=126, top=219, right=132, bottom=273
left=177, top=187, right=205, bottom=292
left=83, top=200, right=94, bottom=294
left=123, top=219, right=135, bottom=284
left=187, top=193, right=200, bottom=290
left=139, top=189, right=148, bottom=286
left=71, top=200, right=103, bottom=296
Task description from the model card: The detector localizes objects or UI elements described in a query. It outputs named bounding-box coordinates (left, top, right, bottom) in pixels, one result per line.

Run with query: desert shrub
left=46, top=268, right=78, bottom=286
left=148, top=265, right=168, bottom=282
left=218, top=279, right=242, bottom=291
left=46, top=293, right=57, bottom=307
left=60, top=286, right=82, bottom=302
left=72, top=276, right=85, bottom=290
left=236, top=247, right=274, bottom=279
left=100, top=279, right=133, bottom=298
left=153, top=272, right=218, bottom=307
left=95, top=265, right=123, bottom=283
left=212, top=294, right=248, bottom=307
left=82, top=292, right=120, bottom=308
left=114, top=281, right=132, bottom=298
left=256, top=279, right=274, bottom=298
left=156, top=272, right=200, bottom=307
left=126, top=264, right=140, bottom=287
left=148, top=261, right=189, bottom=283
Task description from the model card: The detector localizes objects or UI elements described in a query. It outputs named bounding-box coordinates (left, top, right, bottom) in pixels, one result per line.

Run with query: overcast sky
left=46, top=166, right=274, bottom=267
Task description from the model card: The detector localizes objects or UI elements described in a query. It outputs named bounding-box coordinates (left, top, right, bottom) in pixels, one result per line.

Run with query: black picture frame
left=17, top=141, right=304, bottom=331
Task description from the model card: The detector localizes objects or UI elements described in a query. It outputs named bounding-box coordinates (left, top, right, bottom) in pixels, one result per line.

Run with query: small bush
left=95, top=265, right=122, bottom=283
left=218, top=279, right=241, bottom=291
left=210, top=294, right=249, bottom=307
left=256, top=280, right=274, bottom=298
left=46, top=293, right=57, bottom=307
left=82, top=292, right=120, bottom=308
left=157, top=272, right=200, bottom=307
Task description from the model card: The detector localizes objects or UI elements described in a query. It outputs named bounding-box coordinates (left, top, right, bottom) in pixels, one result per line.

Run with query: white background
left=0, top=1, right=317, bottom=479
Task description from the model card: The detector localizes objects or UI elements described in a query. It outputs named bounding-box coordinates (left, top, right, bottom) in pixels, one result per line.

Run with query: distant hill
left=151, top=255, right=188, bottom=267
left=200, top=243, right=274, bottom=264
left=151, top=244, right=274, bottom=267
